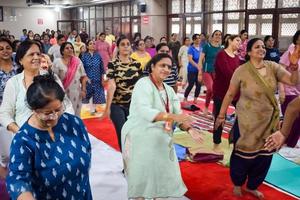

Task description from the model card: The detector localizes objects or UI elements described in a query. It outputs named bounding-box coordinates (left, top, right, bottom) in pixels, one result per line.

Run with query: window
left=90, top=19, right=95, bottom=39
left=247, top=0, right=257, bottom=9
left=248, top=14, right=273, bottom=36
left=169, top=17, right=184, bottom=40
left=280, top=23, right=298, bottom=36
left=261, top=23, right=272, bottom=35
left=206, top=13, right=223, bottom=34
left=248, top=23, right=257, bottom=35
left=104, top=5, right=112, bottom=17
left=90, top=6, right=95, bottom=19
left=225, top=0, right=245, bottom=10
left=121, top=17, right=131, bottom=38
left=262, top=0, right=276, bottom=8
left=207, top=0, right=223, bottom=11
left=122, top=3, right=130, bottom=16
left=168, top=0, right=184, bottom=14
left=83, top=7, right=89, bottom=19
left=278, top=13, right=300, bottom=50
left=186, top=17, right=202, bottom=37
left=96, top=6, right=103, bottom=18
left=185, top=0, right=202, bottom=13
left=279, top=0, right=299, bottom=8
left=113, top=18, right=120, bottom=36
left=113, top=5, right=120, bottom=17
left=132, top=3, right=139, bottom=16
left=96, top=20, right=104, bottom=35
left=248, top=0, right=276, bottom=9
left=224, top=12, right=245, bottom=34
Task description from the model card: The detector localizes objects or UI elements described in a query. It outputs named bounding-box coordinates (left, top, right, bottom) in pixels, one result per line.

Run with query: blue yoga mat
left=265, top=153, right=300, bottom=198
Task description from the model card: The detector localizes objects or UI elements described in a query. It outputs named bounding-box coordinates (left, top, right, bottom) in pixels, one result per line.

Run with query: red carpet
left=84, top=117, right=297, bottom=200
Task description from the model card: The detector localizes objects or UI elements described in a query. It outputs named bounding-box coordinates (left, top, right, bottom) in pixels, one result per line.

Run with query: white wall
left=141, top=0, right=167, bottom=42
left=0, top=7, right=61, bottom=38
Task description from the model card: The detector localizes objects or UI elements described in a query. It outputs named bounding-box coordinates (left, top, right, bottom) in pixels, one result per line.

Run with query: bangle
left=217, top=115, right=225, bottom=119
left=162, top=113, right=169, bottom=121
left=289, top=64, right=299, bottom=71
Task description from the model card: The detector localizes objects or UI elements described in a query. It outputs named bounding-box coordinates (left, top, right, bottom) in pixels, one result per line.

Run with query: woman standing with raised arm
left=215, top=38, right=299, bottom=199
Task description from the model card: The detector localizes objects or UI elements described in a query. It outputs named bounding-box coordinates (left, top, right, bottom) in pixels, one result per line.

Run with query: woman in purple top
left=145, top=36, right=156, bottom=58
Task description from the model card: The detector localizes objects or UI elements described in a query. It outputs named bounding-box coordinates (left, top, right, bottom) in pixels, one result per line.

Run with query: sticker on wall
left=142, top=16, right=149, bottom=24
left=37, top=18, right=43, bottom=25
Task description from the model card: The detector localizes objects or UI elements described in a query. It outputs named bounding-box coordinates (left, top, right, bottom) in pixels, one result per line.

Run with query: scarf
left=62, top=56, right=79, bottom=90
left=245, top=61, right=279, bottom=134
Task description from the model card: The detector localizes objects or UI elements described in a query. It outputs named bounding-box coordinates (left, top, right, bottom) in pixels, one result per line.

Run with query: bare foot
left=183, top=98, right=188, bottom=102
left=233, top=186, right=243, bottom=197
left=213, top=144, right=224, bottom=154
left=245, top=188, right=264, bottom=199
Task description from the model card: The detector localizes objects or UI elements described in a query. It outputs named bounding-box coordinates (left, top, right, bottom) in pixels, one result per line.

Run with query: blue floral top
left=0, top=62, right=18, bottom=105
left=6, top=113, right=92, bottom=200
left=81, top=52, right=104, bottom=82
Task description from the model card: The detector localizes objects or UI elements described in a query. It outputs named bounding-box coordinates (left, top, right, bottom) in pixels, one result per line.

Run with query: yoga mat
left=265, top=153, right=300, bottom=198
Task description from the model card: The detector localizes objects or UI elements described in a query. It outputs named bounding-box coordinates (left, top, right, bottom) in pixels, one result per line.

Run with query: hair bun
left=33, top=73, right=55, bottom=83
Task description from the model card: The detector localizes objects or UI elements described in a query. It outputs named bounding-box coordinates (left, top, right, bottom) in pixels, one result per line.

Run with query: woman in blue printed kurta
left=6, top=74, right=92, bottom=200
left=81, top=40, right=106, bottom=111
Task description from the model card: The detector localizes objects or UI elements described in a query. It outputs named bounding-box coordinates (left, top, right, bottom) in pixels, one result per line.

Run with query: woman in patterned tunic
left=52, top=42, right=88, bottom=116
left=81, top=39, right=106, bottom=112
left=6, top=74, right=92, bottom=200
left=215, top=38, right=299, bottom=199
left=101, top=35, right=142, bottom=150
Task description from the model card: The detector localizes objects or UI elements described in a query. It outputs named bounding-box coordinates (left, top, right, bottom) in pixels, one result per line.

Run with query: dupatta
left=62, top=56, right=79, bottom=90
left=245, top=61, right=279, bottom=134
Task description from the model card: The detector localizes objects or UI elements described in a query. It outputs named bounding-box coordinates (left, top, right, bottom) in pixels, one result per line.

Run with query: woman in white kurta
left=121, top=54, right=203, bottom=199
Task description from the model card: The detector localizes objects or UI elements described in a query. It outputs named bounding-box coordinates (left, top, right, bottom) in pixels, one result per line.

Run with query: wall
left=0, top=6, right=61, bottom=38
left=141, top=0, right=167, bottom=42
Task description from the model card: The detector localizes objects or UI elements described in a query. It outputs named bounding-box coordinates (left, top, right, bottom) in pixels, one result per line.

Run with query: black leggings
left=110, top=104, right=129, bottom=151
left=184, top=72, right=201, bottom=98
left=213, top=97, right=239, bottom=144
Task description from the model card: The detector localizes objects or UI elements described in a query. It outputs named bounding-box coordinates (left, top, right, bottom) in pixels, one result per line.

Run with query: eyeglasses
left=36, top=104, right=65, bottom=121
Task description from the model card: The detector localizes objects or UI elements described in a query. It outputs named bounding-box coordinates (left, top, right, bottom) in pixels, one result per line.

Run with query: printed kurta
left=81, top=52, right=105, bottom=104
left=230, top=61, right=287, bottom=158
left=6, top=113, right=92, bottom=200
left=53, top=58, right=87, bottom=116
left=121, top=77, right=187, bottom=198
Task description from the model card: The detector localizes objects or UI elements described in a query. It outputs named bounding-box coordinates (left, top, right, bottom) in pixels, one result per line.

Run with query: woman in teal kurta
left=121, top=54, right=203, bottom=199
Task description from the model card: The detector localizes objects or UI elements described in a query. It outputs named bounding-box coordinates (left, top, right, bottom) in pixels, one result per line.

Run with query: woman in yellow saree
left=215, top=38, right=299, bottom=199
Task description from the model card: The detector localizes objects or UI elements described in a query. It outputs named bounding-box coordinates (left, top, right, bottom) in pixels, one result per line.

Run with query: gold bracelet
left=162, top=113, right=169, bottom=121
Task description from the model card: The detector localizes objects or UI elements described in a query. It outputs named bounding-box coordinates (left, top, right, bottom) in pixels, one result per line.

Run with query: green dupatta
left=245, top=61, right=280, bottom=134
